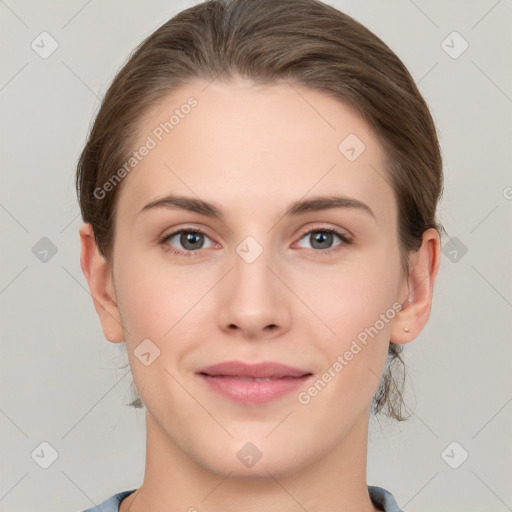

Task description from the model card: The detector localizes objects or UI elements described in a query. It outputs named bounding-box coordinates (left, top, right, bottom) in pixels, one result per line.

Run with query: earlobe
left=79, top=222, right=125, bottom=343
left=390, top=228, right=441, bottom=345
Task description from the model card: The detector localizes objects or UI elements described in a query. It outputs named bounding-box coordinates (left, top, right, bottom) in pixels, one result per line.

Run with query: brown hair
left=76, top=0, right=443, bottom=420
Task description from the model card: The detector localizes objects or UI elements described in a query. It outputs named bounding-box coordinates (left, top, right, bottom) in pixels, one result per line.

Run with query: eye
left=159, top=229, right=216, bottom=257
left=295, top=227, right=351, bottom=254
left=159, top=226, right=351, bottom=258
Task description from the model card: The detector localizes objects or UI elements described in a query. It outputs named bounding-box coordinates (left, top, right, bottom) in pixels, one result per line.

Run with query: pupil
left=312, top=232, right=332, bottom=249
left=182, top=232, right=203, bottom=250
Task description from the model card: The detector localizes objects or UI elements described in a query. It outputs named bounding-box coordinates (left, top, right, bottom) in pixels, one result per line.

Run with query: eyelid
left=158, top=225, right=217, bottom=257
left=292, top=225, right=352, bottom=255
left=296, top=223, right=352, bottom=242
left=159, top=223, right=352, bottom=257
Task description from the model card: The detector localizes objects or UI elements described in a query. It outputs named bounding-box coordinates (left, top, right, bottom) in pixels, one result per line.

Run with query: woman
left=76, top=0, right=442, bottom=510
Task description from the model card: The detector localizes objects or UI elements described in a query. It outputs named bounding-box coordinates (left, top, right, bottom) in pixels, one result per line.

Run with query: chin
left=194, top=435, right=313, bottom=481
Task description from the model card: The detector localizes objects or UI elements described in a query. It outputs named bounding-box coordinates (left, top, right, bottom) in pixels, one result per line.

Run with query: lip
left=196, top=360, right=313, bottom=405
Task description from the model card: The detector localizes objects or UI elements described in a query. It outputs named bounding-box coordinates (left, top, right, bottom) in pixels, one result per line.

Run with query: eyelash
left=158, top=226, right=352, bottom=258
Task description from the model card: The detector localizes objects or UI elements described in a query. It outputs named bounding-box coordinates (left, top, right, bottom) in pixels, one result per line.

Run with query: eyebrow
left=139, top=193, right=375, bottom=220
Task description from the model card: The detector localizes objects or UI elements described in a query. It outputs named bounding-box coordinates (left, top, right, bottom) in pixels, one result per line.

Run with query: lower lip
left=198, top=374, right=312, bottom=405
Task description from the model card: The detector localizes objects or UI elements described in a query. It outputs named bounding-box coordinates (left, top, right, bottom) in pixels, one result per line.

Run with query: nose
left=217, top=241, right=291, bottom=340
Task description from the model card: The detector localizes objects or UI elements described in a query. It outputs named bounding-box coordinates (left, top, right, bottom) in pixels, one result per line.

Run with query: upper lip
left=196, top=360, right=312, bottom=379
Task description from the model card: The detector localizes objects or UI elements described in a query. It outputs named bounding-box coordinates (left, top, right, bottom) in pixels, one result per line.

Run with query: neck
left=122, top=407, right=379, bottom=512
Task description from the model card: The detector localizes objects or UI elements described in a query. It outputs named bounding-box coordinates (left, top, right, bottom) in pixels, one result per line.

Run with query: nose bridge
left=217, top=232, right=289, bottom=336
left=232, top=234, right=278, bottom=311
left=235, top=242, right=272, bottom=299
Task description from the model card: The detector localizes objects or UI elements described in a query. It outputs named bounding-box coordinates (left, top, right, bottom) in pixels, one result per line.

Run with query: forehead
left=117, top=77, right=395, bottom=225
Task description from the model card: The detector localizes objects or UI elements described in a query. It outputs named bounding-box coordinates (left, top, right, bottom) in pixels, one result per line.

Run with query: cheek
left=113, top=249, right=206, bottom=337
left=306, top=255, right=401, bottom=341
left=113, top=255, right=208, bottom=406
left=301, top=251, right=400, bottom=393
left=297, top=279, right=396, bottom=423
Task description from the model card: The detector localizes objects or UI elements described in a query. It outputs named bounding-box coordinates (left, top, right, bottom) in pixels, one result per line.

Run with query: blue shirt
left=80, top=485, right=404, bottom=511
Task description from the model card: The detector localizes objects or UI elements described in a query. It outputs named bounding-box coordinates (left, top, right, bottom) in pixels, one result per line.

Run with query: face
left=104, top=78, right=410, bottom=477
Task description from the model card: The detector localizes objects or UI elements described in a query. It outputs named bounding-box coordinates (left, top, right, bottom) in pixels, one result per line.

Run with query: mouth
left=196, top=361, right=313, bottom=405
left=200, top=375, right=304, bottom=382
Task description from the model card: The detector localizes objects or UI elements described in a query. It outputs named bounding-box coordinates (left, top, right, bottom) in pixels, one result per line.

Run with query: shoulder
left=81, top=487, right=402, bottom=512
left=79, top=489, right=137, bottom=512
left=368, top=485, right=405, bottom=512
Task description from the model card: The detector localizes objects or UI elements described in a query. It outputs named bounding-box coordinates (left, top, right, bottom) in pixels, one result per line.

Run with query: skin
left=80, top=77, right=440, bottom=512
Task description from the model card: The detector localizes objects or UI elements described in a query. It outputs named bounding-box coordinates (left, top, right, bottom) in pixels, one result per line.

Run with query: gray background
left=1, top=1, right=511, bottom=511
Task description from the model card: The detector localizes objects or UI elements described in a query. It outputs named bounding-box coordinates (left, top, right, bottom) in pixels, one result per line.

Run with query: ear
left=79, top=222, right=124, bottom=343
left=390, top=228, right=441, bottom=344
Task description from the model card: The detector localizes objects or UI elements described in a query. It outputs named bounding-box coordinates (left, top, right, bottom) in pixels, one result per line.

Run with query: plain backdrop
left=1, top=1, right=511, bottom=511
